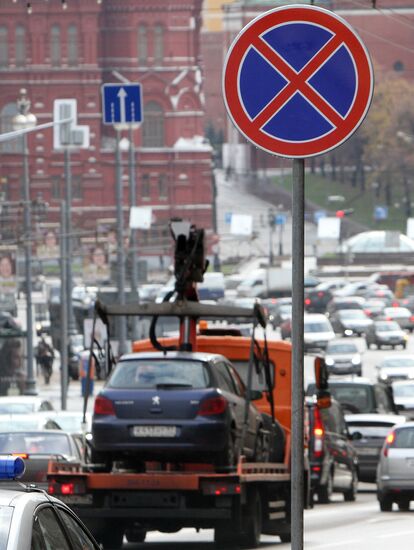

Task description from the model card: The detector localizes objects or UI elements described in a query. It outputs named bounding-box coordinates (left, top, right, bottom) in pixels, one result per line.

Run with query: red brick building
left=0, top=0, right=214, bottom=271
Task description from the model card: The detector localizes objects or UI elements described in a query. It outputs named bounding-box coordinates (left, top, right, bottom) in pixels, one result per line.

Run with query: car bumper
left=378, top=477, right=414, bottom=493
left=327, top=364, right=361, bottom=375
left=92, top=417, right=229, bottom=458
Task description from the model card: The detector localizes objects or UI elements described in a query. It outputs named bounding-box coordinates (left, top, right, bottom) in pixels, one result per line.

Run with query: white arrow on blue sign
left=101, top=83, right=143, bottom=125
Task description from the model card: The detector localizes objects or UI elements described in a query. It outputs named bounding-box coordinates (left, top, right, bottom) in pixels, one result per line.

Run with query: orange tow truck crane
left=47, top=221, right=315, bottom=549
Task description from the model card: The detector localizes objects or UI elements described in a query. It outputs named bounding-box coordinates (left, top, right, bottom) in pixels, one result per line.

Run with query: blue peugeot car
left=91, top=351, right=265, bottom=471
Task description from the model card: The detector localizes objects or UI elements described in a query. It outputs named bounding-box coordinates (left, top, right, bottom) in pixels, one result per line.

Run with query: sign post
left=101, top=83, right=143, bottom=354
left=223, top=5, right=373, bottom=548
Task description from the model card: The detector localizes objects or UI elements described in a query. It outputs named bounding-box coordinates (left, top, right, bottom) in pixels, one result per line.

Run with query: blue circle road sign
left=223, top=5, right=373, bottom=158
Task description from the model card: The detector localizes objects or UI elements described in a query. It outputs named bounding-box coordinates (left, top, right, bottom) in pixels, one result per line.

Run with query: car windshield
left=379, top=358, right=414, bottom=368
left=304, top=322, right=331, bottom=332
left=347, top=422, right=399, bottom=438
left=392, top=384, right=414, bottom=398
left=108, top=360, right=210, bottom=389
left=339, top=310, right=366, bottom=319
left=0, top=433, right=71, bottom=455
left=0, top=507, right=12, bottom=550
left=326, top=343, right=358, bottom=354
left=376, top=322, right=400, bottom=331
left=394, top=427, right=414, bottom=448
left=385, top=308, right=409, bottom=318
left=0, top=403, right=35, bottom=414
left=329, top=385, right=374, bottom=413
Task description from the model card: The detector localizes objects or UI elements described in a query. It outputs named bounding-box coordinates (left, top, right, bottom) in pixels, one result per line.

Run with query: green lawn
left=274, top=172, right=408, bottom=232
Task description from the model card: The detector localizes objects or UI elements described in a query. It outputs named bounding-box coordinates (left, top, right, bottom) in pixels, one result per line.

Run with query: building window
left=154, top=24, right=164, bottom=64
left=51, top=177, right=61, bottom=199
left=142, top=102, right=164, bottom=147
left=158, top=174, right=167, bottom=199
left=72, top=176, right=82, bottom=199
left=141, top=174, right=150, bottom=199
left=394, top=60, right=404, bottom=72
left=0, top=27, right=8, bottom=68
left=67, top=24, right=78, bottom=66
left=15, top=25, right=26, bottom=67
left=0, top=103, right=22, bottom=154
left=137, top=24, right=147, bottom=63
left=51, top=25, right=61, bottom=67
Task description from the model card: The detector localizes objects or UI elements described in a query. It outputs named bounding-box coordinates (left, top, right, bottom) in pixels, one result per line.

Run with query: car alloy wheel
left=379, top=494, right=393, bottom=512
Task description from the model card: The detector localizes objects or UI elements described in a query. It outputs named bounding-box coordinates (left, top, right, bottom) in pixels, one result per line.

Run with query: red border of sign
left=223, top=5, right=374, bottom=158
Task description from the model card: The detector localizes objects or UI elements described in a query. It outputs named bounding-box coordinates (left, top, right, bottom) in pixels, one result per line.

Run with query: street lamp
left=268, top=208, right=275, bottom=265
left=12, top=88, right=37, bottom=395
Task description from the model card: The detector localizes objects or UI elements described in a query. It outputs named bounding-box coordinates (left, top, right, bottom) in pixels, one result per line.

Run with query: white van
left=303, top=313, right=335, bottom=351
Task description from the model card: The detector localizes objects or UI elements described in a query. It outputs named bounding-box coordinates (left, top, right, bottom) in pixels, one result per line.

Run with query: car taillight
left=305, top=298, right=311, bottom=306
left=383, top=431, right=395, bottom=457
left=410, top=315, right=414, bottom=323
left=313, top=407, right=324, bottom=458
left=317, top=291, right=324, bottom=297
left=198, top=396, right=227, bottom=416
left=364, top=309, right=371, bottom=317
left=48, top=479, right=86, bottom=495
left=94, top=395, right=115, bottom=416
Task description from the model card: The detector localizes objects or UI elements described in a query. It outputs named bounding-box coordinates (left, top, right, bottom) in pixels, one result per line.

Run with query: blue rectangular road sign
left=102, top=83, right=143, bottom=125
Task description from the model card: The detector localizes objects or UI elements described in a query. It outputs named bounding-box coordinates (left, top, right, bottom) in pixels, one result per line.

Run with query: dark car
left=265, top=300, right=292, bottom=329
left=329, top=309, right=373, bottom=336
left=304, top=287, right=334, bottom=314
left=365, top=320, right=407, bottom=350
left=306, top=397, right=358, bottom=503
left=326, top=296, right=365, bottom=317
left=306, top=378, right=397, bottom=416
left=0, top=430, right=82, bottom=489
left=324, top=340, right=362, bottom=376
left=345, top=414, right=406, bottom=482
left=92, top=351, right=266, bottom=471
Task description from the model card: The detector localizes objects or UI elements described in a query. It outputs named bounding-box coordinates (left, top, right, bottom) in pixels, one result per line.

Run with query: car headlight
left=351, top=356, right=361, bottom=365
left=325, top=358, right=334, bottom=366
left=379, top=372, right=388, bottom=381
left=344, top=329, right=353, bottom=336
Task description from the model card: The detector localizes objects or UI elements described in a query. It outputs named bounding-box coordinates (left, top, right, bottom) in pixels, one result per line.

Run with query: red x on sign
left=223, top=5, right=374, bottom=158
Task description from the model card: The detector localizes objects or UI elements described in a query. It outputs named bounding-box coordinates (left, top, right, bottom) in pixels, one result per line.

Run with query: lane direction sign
left=223, top=5, right=374, bottom=158
left=102, top=83, right=143, bottom=126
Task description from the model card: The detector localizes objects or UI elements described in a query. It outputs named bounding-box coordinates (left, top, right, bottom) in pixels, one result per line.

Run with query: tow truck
left=47, top=221, right=323, bottom=549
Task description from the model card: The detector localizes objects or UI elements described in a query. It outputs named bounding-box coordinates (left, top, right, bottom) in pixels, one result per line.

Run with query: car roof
left=0, top=396, right=44, bottom=403
left=345, top=413, right=405, bottom=424
left=120, top=351, right=228, bottom=363
left=323, top=377, right=374, bottom=385
left=303, top=313, right=330, bottom=320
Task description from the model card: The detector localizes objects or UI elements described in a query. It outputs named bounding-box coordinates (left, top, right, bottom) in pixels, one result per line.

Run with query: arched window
left=0, top=103, right=22, bottom=153
left=137, top=24, right=147, bottom=63
left=142, top=101, right=164, bottom=147
left=0, top=27, right=8, bottom=68
left=15, top=25, right=26, bottom=67
left=67, top=24, right=78, bottom=66
left=154, top=24, right=164, bottom=64
left=51, top=25, right=61, bottom=67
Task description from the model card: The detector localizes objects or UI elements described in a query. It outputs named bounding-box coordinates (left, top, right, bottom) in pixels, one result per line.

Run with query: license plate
left=131, top=425, right=177, bottom=438
left=59, top=495, right=93, bottom=505
left=357, top=447, right=378, bottom=456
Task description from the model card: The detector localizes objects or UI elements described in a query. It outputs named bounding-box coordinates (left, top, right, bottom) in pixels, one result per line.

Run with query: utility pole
left=129, top=127, right=139, bottom=341
left=64, top=148, right=76, bottom=335
left=60, top=200, right=68, bottom=410
left=268, top=208, right=275, bottom=266
left=116, top=130, right=127, bottom=355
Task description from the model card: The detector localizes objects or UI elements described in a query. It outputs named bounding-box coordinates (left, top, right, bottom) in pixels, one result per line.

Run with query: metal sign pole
left=291, top=158, right=305, bottom=550
left=60, top=200, right=68, bottom=410
left=115, top=129, right=127, bottom=355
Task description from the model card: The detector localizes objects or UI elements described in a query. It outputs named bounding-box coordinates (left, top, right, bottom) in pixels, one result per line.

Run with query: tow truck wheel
left=125, top=528, right=146, bottom=543
left=99, top=525, right=124, bottom=549
left=215, top=428, right=239, bottom=472
left=241, top=488, right=262, bottom=549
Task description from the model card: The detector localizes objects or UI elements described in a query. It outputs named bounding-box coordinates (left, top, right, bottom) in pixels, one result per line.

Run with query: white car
left=303, top=313, right=335, bottom=351
left=0, top=396, right=54, bottom=415
left=0, top=456, right=100, bottom=549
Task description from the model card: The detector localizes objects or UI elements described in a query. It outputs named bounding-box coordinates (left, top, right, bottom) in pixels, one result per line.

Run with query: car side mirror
left=351, top=431, right=363, bottom=441
left=250, top=390, right=263, bottom=401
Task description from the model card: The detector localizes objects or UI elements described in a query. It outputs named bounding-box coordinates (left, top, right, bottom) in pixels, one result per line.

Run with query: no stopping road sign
left=223, top=5, right=374, bottom=158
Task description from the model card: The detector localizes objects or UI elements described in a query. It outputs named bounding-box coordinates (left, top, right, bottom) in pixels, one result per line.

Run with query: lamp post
left=12, top=88, right=37, bottom=395
left=268, top=208, right=275, bottom=266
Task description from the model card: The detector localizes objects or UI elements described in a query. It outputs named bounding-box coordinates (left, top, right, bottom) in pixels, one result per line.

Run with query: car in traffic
left=306, top=396, right=358, bottom=503
left=324, top=340, right=362, bottom=376
left=382, top=306, right=414, bottom=332
left=303, top=314, right=336, bottom=351
left=304, top=287, right=334, bottom=314
left=49, top=411, right=92, bottom=434
left=345, top=413, right=405, bottom=482
left=306, top=378, right=397, bottom=415
left=365, top=320, right=407, bottom=349
left=0, top=414, right=61, bottom=431
left=0, top=396, right=54, bottom=414
left=326, top=296, right=366, bottom=317
left=329, top=309, right=373, bottom=336
left=0, top=456, right=101, bottom=549
left=0, top=430, right=83, bottom=489
left=363, top=299, right=387, bottom=319
left=376, top=355, right=414, bottom=385
left=92, top=352, right=267, bottom=472
left=391, top=380, right=414, bottom=418
left=377, top=421, right=414, bottom=511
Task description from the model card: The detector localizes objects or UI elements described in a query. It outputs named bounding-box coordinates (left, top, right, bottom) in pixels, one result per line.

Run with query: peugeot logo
left=152, top=396, right=161, bottom=406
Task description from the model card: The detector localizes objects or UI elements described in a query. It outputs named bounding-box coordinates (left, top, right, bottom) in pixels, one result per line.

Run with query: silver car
left=377, top=421, right=414, bottom=511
